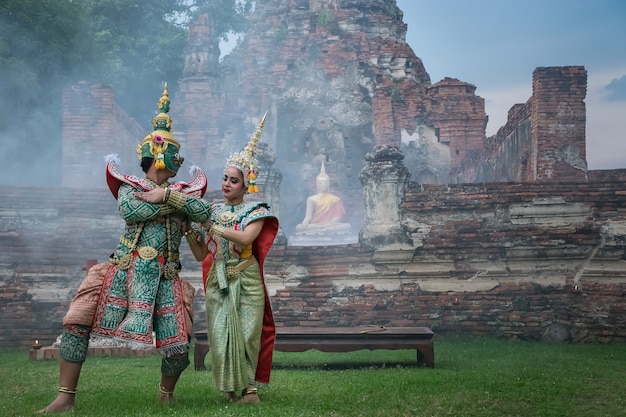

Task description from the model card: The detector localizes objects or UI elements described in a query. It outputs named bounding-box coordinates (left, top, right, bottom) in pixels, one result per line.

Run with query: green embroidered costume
left=89, top=176, right=212, bottom=356
left=60, top=83, right=212, bottom=360
left=200, top=112, right=279, bottom=396
left=38, top=84, right=213, bottom=413
left=202, top=201, right=278, bottom=393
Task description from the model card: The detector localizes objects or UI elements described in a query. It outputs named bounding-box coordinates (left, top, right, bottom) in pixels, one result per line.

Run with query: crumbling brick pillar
left=359, top=145, right=412, bottom=261
left=61, top=82, right=143, bottom=188
left=530, top=66, right=588, bottom=182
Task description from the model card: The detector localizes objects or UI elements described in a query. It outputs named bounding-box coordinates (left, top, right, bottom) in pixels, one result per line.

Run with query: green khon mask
left=136, top=83, right=184, bottom=174
left=138, top=136, right=184, bottom=173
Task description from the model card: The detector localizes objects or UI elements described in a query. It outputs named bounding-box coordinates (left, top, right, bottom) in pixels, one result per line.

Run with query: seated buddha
left=295, top=162, right=351, bottom=235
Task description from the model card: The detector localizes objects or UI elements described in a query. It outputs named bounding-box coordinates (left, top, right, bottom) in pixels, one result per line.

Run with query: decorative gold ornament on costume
left=224, top=112, right=267, bottom=193
left=116, top=253, right=134, bottom=270
left=163, top=261, right=179, bottom=280
left=216, top=211, right=237, bottom=225
left=162, top=216, right=179, bottom=280
left=112, top=223, right=145, bottom=270
left=136, top=83, right=184, bottom=173
left=137, top=246, right=158, bottom=260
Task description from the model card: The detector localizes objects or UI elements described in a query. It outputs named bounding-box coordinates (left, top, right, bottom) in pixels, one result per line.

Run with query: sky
left=396, top=0, right=626, bottom=170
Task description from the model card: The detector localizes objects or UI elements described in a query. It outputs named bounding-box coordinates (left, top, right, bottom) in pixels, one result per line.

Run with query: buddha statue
left=293, top=162, right=352, bottom=243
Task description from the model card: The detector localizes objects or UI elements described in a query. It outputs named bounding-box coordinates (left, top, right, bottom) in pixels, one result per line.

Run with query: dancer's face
left=222, top=166, right=246, bottom=204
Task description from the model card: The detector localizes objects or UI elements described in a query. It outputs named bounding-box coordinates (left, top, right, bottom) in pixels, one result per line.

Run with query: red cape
left=105, top=161, right=208, bottom=198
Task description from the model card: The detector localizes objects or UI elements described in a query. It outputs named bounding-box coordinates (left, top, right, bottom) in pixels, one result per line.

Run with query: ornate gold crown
left=136, top=83, right=182, bottom=170
left=224, top=112, right=267, bottom=193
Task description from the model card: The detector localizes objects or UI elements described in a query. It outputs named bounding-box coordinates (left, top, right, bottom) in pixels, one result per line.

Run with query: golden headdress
left=224, top=112, right=267, bottom=193
left=136, top=83, right=183, bottom=173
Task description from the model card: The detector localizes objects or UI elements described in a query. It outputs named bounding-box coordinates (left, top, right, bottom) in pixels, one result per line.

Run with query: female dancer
left=187, top=114, right=278, bottom=404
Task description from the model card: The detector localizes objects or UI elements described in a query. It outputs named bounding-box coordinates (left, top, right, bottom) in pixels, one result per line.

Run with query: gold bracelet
left=184, top=229, right=197, bottom=243
left=162, top=188, right=170, bottom=203
left=166, top=190, right=186, bottom=210
left=210, top=224, right=226, bottom=237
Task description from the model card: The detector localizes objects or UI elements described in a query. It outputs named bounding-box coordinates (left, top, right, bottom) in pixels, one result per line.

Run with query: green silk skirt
left=206, top=260, right=265, bottom=393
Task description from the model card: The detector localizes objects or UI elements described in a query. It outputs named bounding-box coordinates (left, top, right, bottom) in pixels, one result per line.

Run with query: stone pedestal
left=289, top=229, right=358, bottom=246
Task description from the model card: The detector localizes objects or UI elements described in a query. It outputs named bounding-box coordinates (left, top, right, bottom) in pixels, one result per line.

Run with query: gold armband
left=210, top=224, right=226, bottom=237
left=159, top=204, right=176, bottom=216
left=165, top=190, right=186, bottom=210
left=184, top=229, right=197, bottom=243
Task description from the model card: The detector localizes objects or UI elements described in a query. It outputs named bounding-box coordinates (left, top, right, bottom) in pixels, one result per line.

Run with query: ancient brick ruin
left=1, top=0, right=625, bottom=349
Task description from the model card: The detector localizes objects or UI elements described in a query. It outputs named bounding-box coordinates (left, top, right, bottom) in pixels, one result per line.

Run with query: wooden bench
left=194, top=326, right=434, bottom=370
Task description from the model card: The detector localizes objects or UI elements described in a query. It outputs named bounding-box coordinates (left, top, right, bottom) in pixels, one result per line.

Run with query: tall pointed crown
left=136, top=83, right=183, bottom=171
left=224, top=112, right=267, bottom=193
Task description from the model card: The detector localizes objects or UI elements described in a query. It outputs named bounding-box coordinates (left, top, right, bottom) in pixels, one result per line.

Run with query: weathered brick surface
left=3, top=178, right=625, bottom=348
left=4, top=3, right=625, bottom=349
left=531, top=67, right=587, bottom=182
left=423, top=78, right=487, bottom=172
left=61, top=82, right=145, bottom=188
left=464, top=66, right=588, bottom=183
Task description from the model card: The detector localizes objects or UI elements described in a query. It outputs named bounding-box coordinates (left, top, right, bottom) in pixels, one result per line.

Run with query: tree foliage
left=0, top=0, right=252, bottom=185
left=192, top=0, right=254, bottom=41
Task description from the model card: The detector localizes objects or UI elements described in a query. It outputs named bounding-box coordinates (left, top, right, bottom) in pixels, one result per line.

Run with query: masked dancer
left=38, top=84, right=212, bottom=413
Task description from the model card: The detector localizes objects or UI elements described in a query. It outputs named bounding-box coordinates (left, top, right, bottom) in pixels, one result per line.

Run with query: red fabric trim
left=252, top=217, right=279, bottom=384
left=201, top=253, right=213, bottom=290
left=105, top=161, right=208, bottom=199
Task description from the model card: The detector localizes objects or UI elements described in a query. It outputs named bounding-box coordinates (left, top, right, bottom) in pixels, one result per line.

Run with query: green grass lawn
left=2, top=336, right=625, bottom=416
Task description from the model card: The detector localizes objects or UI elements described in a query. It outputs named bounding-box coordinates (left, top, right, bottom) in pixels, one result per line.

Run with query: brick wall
left=531, top=66, right=587, bottom=182
left=61, top=82, right=145, bottom=187
left=459, top=66, right=588, bottom=183
left=2, top=177, right=625, bottom=348
left=423, top=78, right=487, bottom=173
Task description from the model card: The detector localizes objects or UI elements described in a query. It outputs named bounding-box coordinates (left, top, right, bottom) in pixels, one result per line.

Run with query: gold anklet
left=58, top=386, right=77, bottom=395
left=158, top=384, right=174, bottom=395
left=243, top=386, right=258, bottom=395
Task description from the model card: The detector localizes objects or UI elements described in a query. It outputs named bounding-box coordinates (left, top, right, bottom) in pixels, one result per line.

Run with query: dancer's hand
left=134, top=188, right=166, bottom=203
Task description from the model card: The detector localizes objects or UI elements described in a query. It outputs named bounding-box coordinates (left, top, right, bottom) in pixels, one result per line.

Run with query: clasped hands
left=134, top=188, right=167, bottom=203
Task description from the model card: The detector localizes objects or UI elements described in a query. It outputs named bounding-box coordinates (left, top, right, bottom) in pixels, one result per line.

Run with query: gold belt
left=110, top=246, right=180, bottom=266
left=119, top=236, right=134, bottom=247
left=225, top=257, right=255, bottom=279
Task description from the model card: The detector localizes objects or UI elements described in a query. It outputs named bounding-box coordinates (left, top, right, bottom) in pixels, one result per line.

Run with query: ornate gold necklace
left=216, top=202, right=242, bottom=225
left=144, top=177, right=169, bottom=188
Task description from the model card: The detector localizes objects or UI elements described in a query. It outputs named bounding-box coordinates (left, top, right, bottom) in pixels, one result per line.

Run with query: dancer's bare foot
left=225, top=391, right=238, bottom=402
left=236, top=386, right=260, bottom=404
left=158, top=385, right=175, bottom=405
left=35, top=393, right=75, bottom=414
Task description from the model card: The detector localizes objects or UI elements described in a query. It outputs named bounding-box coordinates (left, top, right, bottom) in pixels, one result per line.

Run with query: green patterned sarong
left=206, top=259, right=265, bottom=393
left=91, top=254, right=190, bottom=356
